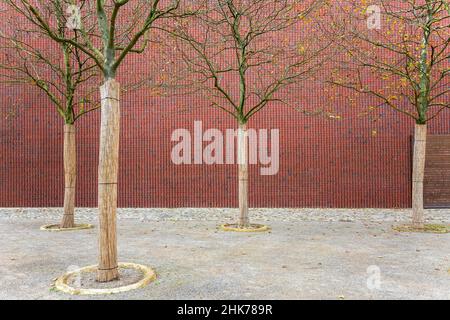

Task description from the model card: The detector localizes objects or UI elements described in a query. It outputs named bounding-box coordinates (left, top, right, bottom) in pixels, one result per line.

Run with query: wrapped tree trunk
left=238, top=123, right=249, bottom=228
left=412, top=123, right=427, bottom=229
left=60, top=124, right=76, bottom=228
left=97, top=79, right=120, bottom=282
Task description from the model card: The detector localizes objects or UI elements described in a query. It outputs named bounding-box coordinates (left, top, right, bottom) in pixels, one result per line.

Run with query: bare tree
left=0, top=2, right=98, bottom=229
left=327, top=0, right=449, bottom=229
left=169, top=0, right=330, bottom=230
left=4, top=0, right=194, bottom=282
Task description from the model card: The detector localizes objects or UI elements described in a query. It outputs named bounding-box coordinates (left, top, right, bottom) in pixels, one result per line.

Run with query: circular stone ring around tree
left=392, top=224, right=450, bottom=234
left=219, top=224, right=271, bottom=233
left=54, top=263, right=156, bottom=295
left=40, top=224, right=94, bottom=232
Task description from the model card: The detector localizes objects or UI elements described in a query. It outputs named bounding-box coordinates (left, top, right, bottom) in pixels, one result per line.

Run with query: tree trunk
left=97, top=79, right=120, bottom=282
left=412, top=123, right=427, bottom=229
left=60, top=124, right=76, bottom=229
left=238, top=123, right=249, bottom=228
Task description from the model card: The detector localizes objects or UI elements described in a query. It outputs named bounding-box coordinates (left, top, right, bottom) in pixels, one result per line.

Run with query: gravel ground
left=0, top=208, right=449, bottom=300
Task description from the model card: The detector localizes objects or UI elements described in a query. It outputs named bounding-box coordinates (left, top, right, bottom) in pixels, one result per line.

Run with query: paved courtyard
left=0, top=208, right=449, bottom=300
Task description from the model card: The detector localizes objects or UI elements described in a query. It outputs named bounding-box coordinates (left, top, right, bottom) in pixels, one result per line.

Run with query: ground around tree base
left=393, top=224, right=450, bottom=234
left=0, top=208, right=449, bottom=300
left=54, top=263, right=156, bottom=295
left=219, top=223, right=270, bottom=232
left=40, top=223, right=94, bottom=232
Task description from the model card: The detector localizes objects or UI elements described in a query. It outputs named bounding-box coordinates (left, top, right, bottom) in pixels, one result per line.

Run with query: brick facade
left=2, top=79, right=449, bottom=209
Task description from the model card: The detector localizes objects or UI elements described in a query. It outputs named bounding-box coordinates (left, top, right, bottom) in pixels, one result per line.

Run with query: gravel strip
left=0, top=208, right=449, bottom=223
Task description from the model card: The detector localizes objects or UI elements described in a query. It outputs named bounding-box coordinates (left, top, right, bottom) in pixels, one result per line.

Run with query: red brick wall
left=0, top=1, right=449, bottom=209
left=1, top=79, right=449, bottom=208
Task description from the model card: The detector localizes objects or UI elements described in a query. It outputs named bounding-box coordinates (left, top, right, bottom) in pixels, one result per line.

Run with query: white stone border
left=54, top=262, right=156, bottom=295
